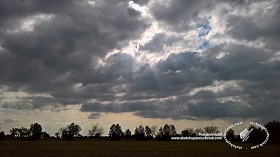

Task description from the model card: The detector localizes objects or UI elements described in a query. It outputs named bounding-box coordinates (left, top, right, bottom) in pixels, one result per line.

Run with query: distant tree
left=151, top=126, right=157, bottom=137
left=55, top=132, right=60, bottom=138
left=181, top=128, right=196, bottom=137
left=67, top=123, right=82, bottom=137
left=61, top=128, right=74, bottom=141
left=109, top=124, right=122, bottom=140
left=30, top=122, right=42, bottom=139
left=88, top=124, right=104, bottom=137
left=225, top=129, right=235, bottom=141
left=121, top=131, right=125, bottom=138
left=0, top=131, right=4, bottom=140
left=145, top=126, right=153, bottom=140
left=156, top=124, right=176, bottom=140
left=124, top=129, right=131, bottom=140
left=195, top=128, right=205, bottom=134
left=77, top=134, right=83, bottom=138
left=10, top=128, right=20, bottom=137
left=265, top=120, right=280, bottom=144
left=156, top=127, right=164, bottom=140
left=204, top=126, right=219, bottom=134
left=9, top=127, right=31, bottom=138
left=181, top=130, right=188, bottom=137
left=247, top=125, right=266, bottom=144
left=61, top=123, right=82, bottom=141
left=19, top=127, right=31, bottom=138
left=170, top=124, right=177, bottom=136
left=134, top=125, right=145, bottom=140
left=163, top=124, right=171, bottom=137
left=42, top=132, right=51, bottom=138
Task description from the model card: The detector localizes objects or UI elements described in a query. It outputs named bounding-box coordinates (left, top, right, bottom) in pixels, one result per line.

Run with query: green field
left=0, top=140, right=279, bottom=157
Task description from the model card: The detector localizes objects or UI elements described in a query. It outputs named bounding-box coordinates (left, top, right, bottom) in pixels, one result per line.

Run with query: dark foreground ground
left=0, top=140, right=279, bottom=157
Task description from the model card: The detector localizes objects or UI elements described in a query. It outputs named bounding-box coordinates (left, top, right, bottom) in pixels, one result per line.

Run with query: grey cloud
left=81, top=42, right=280, bottom=121
left=150, top=0, right=213, bottom=31
left=123, top=52, right=211, bottom=98
left=80, top=0, right=280, bottom=122
left=155, top=52, right=213, bottom=89
left=0, top=0, right=148, bottom=109
left=140, top=33, right=181, bottom=53
left=1, top=117, right=19, bottom=124
left=88, top=53, right=135, bottom=84
left=206, top=44, right=275, bottom=81
left=187, top=91, right=253, bottom=119
left=127, top=7, right=141, bottom=17
left=225, top=0, right=280, bottom=51
left=2, top=102, right=33, bottom=110
left=88, top=112, right=103, bottom=119
left=80, top=100, right=157, bottom=113
left=133, top=0, right=150, bottom=5
left=151, top=0, right=200, bottom=23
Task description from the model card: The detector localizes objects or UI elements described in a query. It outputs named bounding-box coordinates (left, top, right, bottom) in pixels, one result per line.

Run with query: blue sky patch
left=197, top=21, right=211, bottom=37
left=197, top=41, right=210, bottom=50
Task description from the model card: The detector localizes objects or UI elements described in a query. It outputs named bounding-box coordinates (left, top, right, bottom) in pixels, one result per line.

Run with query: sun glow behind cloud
left=7, top=14, right=54, bottom=33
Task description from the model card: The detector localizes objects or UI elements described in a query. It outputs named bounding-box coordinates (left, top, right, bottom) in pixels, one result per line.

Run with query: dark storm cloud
left=206, top=44, right=274, bottom=80
left=133, top=0, right=150, bottom=5
left=151, top=0, right=199, bottom=23
left=226, top=0, right=280, bottom=40
left=121, top=52, right=211, bottom=98
left=0, top=0, right=148, bottom=108
left=1, top=0, right=280, bottom=123
left=83, top=43, right=280, bottom=121
left=155, top=52, right=213, bottom=88
left=81, top=94, right=192, bottom=119
left=187, top=91, right=251, bottom=119
left=150, top=0, right=213, bottom=31
left=87, top=53, right=135, bottom=84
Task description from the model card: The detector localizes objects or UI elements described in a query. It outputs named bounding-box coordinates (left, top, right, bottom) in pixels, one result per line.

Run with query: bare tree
left=151, top=125, right=157, bottom=137
left=170, top=124, right=177, bottom=136
left=88, top=123, right=104, bottom=137
left=204, top=126, right=219, bottom=134
left=145, top=126, right=153, bottom=140
left=195, top=128, right=205, bottom=134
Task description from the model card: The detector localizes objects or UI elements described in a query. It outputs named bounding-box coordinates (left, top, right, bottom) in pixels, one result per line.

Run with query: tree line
left=0, top=120, right=279, bottom=144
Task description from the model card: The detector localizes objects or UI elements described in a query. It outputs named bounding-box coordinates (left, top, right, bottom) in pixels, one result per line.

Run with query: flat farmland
left=0, top=140, right=279, bottom=157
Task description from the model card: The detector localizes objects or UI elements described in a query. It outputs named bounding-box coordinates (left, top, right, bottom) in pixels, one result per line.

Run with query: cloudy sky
left=0, top=0, right=280, bottom=135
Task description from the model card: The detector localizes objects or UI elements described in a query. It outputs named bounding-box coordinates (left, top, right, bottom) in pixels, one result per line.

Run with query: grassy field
left=0, top=140, right=279, bottom=157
